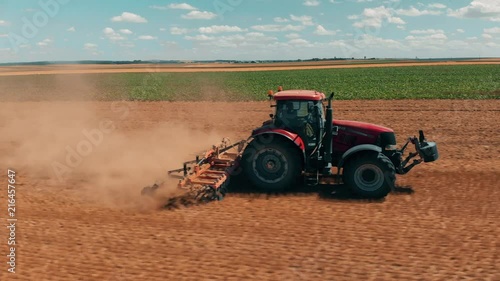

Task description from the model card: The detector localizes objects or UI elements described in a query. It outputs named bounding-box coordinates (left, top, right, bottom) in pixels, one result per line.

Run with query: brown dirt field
left=0, top=100, right=499, bottom=280
left=1, top=60, right=499, bottom=76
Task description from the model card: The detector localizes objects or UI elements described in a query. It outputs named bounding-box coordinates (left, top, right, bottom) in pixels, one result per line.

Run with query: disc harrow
left=141, top=138, right=245, bottom=208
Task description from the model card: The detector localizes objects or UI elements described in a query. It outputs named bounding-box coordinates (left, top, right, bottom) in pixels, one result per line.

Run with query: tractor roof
left=273, top=90, right=326, bottom=101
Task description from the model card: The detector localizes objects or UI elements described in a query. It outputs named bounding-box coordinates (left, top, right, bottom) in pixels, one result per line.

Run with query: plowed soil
left=1, top=99, right=499, bottom=280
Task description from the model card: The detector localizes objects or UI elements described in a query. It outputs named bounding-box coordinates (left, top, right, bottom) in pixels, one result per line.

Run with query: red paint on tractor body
left=333, top=120, right=394, bottom=134
left=332, top=120, right=394, bottom=153
left=251, top=128, right=306, bottom=151
left=273, top=90, right=326, bottom=101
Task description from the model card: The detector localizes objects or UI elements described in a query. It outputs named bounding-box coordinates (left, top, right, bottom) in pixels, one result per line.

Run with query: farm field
left=0, top=63, right=499, bottom=101
left=1, top=59, right=500, bottom=76
left=1, top=98, right=499, bottom=280
left=0, top=62, right=499, bottom=280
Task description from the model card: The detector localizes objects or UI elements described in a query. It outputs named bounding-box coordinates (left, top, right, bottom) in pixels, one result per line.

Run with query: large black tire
left=343, top=152, right=396, bottom=198
left=242, top=139, right=302, bottom=192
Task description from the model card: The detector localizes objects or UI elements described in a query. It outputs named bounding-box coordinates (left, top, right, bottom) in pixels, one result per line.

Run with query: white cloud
left=428, top=3, right=446, bottom=9
left=290, top=14, right=314, bottom=26
left=352, top=6, right=406, bottom=28
left=103, top=27, right=114, bottom=34
left=111, top=12, right=147, bottom=23
left=168, top=3, right=197, bottom=10
left=120, top=29, right=133, bottom=34
left=274, top=17, right=289, bottom=23
left=37, top=38, right=52, bottom=47
left=288, top=38, right=312, bottom=47
left=430, top=33, right=448, bottom=40
left=329, top=34, right=404, bottom=56
left=484, top=27, right=500, bottom=34
left=150, top=3, right=197, bottom=10
left=149, top=5, right=168, bottom=10
left=67, top=27, right=76, bottom=32
left=482, top=27, right=500, bottom=39
left=199, top=25, right=246, bottom=33
left=303, top=0, right=320, bottom=6
left=285, top=33, right=301, bottom=39
left=0, top=34, right=8, bottom=38
left=414, top=33, right=447, bottom=40
left=448, top=0, right=500, bottom=22
left=103, top=27, right=126, bottom=41
left=363, top=35, right=404, bottom=49
left=457, top=28, right=465, bottom=33
left=161, top=41, right=179, bottom=48
left=159, top=28, right=167, bottom=32
left=314, top=25, right=336, bottom=35
left=350, top=4, right=446, bottom=29
left=388, top=17, right=405, bottom=24
left=182, top=11, right=217, bottom=20
left=186, top=32, right=279, bottom=49
left=83, top=43, right=102, bottom=55
left=185, top=34, right=215, bottom=41
left=410, top=29, right=444, bottom=35
left=251, top=24, right=305, bottom=32
left=170, top=27, right=189, bottom=35
left=138, top=35, right=158, bottom=40
left=84, top=43, right=98, bottom=50
left=395, top=6, right=442, bottom=16
left=405, top=31, right=448, bottom=50
left=246, top=32, right=276, bottom=41
left=0, top=20, right=9, bottom=26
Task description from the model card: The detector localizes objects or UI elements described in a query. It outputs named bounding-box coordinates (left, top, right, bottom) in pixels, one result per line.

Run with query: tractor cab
left=271, top=89, right=326, bottom=151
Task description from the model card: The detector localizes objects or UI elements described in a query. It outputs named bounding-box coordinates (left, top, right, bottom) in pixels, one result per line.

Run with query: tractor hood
left=333, top=120, right=394, bottom=135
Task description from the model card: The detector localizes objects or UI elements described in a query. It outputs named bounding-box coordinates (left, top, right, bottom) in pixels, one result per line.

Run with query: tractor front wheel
left=242, top=139, right=301, bottom=192
left=343, top=152, right=395, bottom=198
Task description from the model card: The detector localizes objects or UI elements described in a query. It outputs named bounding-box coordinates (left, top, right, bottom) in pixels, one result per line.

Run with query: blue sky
left=0, top=0, right=499, bottom=62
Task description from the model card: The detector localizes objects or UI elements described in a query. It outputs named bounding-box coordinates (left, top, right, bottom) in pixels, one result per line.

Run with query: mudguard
left=337, top=144, right=382, bottom=169
left=250, top=129, right=306, bottom=162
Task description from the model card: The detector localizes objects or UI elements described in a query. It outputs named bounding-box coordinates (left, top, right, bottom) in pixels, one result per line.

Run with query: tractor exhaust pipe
left=323, top=92, right=334, bottom=175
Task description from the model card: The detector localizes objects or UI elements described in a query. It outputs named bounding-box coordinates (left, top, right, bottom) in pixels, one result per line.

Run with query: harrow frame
left=142, top=138, right=246, bottom=203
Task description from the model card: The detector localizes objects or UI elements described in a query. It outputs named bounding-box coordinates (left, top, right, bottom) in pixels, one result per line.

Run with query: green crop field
left=1, top=64, right=499, bottom=101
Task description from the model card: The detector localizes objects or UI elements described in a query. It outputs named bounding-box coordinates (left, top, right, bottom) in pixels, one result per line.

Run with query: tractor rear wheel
left=343, top=152, right=395, bottom=198
left=242, top=139, right=301, bottom=192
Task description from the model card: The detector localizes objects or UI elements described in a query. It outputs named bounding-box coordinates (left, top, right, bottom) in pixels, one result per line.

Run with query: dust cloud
left=0, top=74, right=223, bottom=209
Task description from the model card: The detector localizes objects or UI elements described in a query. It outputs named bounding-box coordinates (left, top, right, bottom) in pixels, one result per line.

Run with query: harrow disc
left=195, top=186, right=223, bottom=203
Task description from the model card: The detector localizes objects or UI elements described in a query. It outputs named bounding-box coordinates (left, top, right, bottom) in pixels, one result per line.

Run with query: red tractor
left=143, top=88, right=438, bottom=202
